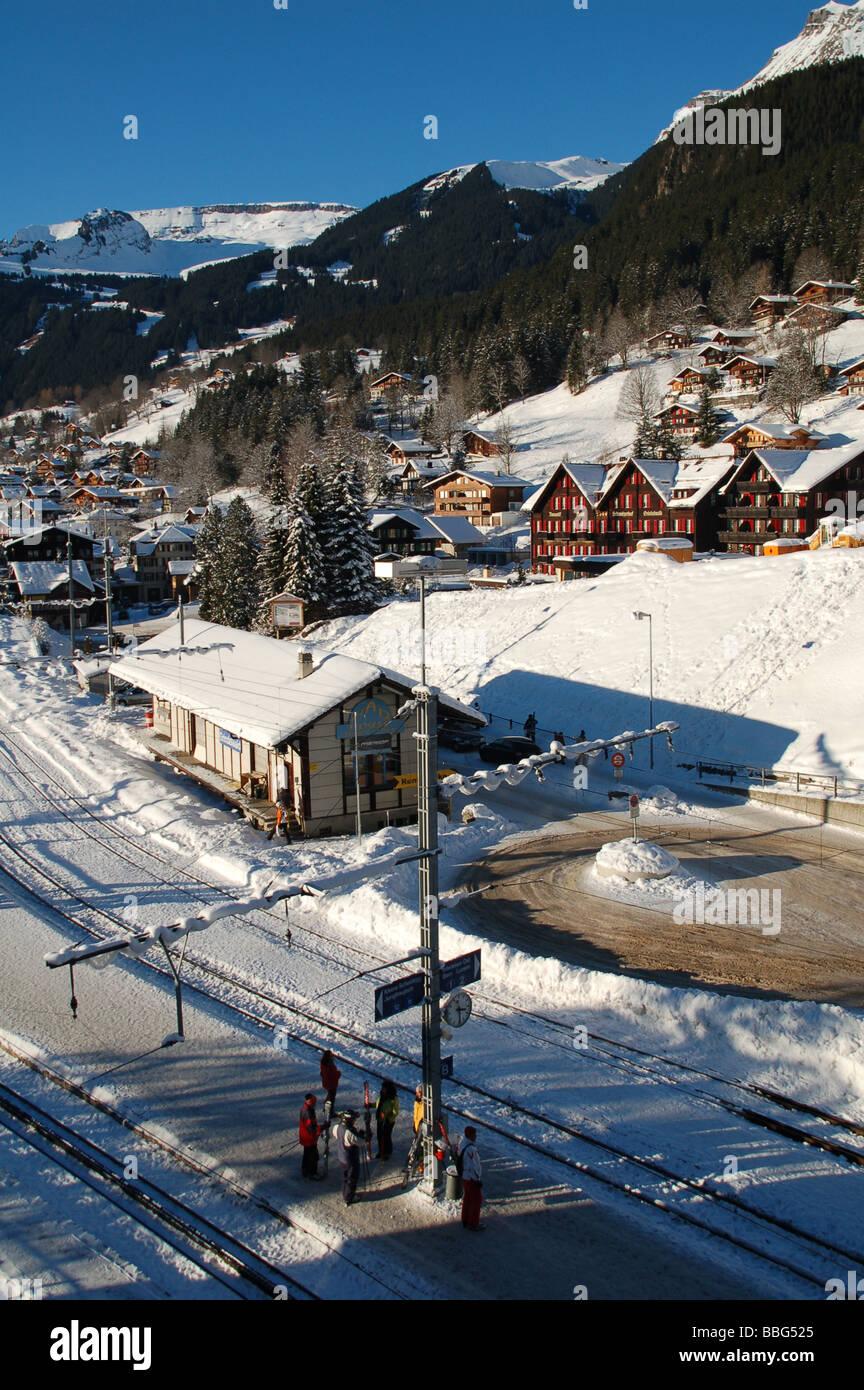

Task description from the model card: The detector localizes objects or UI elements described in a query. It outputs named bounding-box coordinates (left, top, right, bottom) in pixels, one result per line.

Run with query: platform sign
left=219, top=728, right=242, bottom=752
left=441, top=1055, right=454, bottom=1079
left=440, top=949, right=481, bottom=994
left=337, top=696, right=405, bottom=745
left=374, top=970, right=425, bottom=1021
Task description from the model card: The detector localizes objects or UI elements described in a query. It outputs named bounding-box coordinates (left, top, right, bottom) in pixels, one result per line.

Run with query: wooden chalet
left=792, top=280, right=855, bottom=306
left=646, top=327, right=688, bottom=352
left=697, top=343, right=732, bottom=367
left=721, top=422, right=827, bottom=455
left=784, top=301, right=847, bottom=333
left=369, top=371, right=416, bottom=401
left=654, top=402, right=700, bottom=440
left=837, top=359, right=864, bottom=396
left=749, top=295, right=797, bottom=332
left=724, top=355, right=776, bottom=391
left=526, top=461, right=606, bottom=572
left=111, top=622, right=485, bottom=839
left=709, top=328, right=755, bottom=349
left=367, top=508, right=441, bottom=557
left=667, top=366, right=712, bottom=396
left=427, top=468, right=527, bottom=528
left=461, top=428, right=501, bottom=459
left=716, top=442, right=864, bottom=553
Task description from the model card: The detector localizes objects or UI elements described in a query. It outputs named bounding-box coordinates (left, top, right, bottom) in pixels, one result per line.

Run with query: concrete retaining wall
left=705, top=782, right=864, bottom=830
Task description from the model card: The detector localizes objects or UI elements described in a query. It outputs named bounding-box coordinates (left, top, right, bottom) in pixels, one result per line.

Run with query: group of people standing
left=296, top=1054, right=485, bottom=1229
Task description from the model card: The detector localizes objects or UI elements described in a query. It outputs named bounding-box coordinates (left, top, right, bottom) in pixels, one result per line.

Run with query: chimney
left=298, top=650, right=313, bottom=680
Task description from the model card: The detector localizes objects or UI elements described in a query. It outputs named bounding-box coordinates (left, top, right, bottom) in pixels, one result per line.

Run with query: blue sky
left=2, top=0, right=810, bottom=231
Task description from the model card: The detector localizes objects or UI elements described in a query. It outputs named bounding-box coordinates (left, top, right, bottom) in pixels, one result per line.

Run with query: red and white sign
left=610, top=752, right=626, bottom=768
left=629, top=794, right=640, bottom=818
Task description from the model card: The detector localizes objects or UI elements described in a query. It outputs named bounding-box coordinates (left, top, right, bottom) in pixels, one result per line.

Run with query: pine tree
left=283, top=460, right=328, bottom=608
left=196, top=504, right=225, bottom=623
left=260, top=441, right=285, bottom=498
left=257, top=467, right=293, bottom=632
left=324, top=459, right=378, bottom=616
left=695, top=384, right=720, bottom=446
left=217, top=496, right=261, bottom=630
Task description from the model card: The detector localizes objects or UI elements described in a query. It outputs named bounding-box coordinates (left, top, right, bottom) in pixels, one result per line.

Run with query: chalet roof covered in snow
left=425, top=513, right=483, bottom=543
left=110, top=619, right=484, bottom=749
left=368, top=508, right=442, bottom=541
left=524, top=461, right=607, bottom=512
left=725, top=441, right=864, bottom=492
left=131, top=523, right=198, bottom=554
left=11, top=559, right=94, bottom=595
left=421, top=467, right=531, bottom=489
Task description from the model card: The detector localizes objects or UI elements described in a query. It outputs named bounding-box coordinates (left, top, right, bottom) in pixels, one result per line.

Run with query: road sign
left=629, top=794, right=640, bottom=818
left=611, top=751, right=626, bottom=768
left=374, top=970, right=425, bottom=1021
left=440, top=949, right=481, bottom=994
left=441, top=1055, right=454, bottom=1079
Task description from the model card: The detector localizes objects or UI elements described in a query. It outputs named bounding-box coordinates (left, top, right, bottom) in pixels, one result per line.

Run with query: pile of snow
left=595, top=838, right=680, bottom=881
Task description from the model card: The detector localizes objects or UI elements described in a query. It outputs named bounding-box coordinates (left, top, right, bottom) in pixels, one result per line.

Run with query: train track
left=0, top=1078, right=316, bottom=1300
left=5, top=735, right=864, bottom=1173
left=1, top=831, right=860, bottom=1296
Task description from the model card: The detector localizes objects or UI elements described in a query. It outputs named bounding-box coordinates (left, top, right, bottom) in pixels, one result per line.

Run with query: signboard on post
left=611, top=750, right=625, bottom=780
left=337, top=696, right=405, bottom=744
left=273, top=601, right=303, bottom=628
left=374, top=971, right=425, bottom=1021
left=629, top=793, right=639, bottom=842
left=440, top=949, right=482, bottom=994
left=441, top=1055, right=454, bottom=1079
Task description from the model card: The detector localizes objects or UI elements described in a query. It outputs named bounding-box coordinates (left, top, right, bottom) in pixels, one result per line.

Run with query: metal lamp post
left=632, top=611, right=654, bottom=769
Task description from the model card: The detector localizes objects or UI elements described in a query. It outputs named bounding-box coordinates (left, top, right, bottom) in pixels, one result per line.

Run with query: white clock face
left=444, top=991, right=472, bottom=1028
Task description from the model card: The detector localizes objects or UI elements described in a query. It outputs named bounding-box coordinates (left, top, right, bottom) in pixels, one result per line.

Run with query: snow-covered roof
left=524, top=461, right=607, bottom=512
left=426, top=513, right=483, bottom=543
left=721, top=421, right=827, bottom=443
left=11, top=559, right=94, bottom=596
left=793, top=280, right=855, bottom=295
left=131, top=523, right=198, bottom=554
left=728, top=441, right=864, bottom=492
left=667, top=456, right=736, bottom=508
left=367, top=508, right=442, bottom=541
left=110, top=619, right=483, bottom=748
left=421, top=467, right=530, bottom=489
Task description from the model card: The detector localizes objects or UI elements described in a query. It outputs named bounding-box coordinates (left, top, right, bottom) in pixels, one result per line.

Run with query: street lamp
left=632, top=611, right=654, bottom=770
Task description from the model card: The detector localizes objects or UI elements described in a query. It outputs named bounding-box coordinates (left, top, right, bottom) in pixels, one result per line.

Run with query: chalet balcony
left=721, top=506, right=802, bottom=520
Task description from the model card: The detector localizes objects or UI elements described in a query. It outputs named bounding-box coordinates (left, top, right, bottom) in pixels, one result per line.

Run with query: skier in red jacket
left=320, top=1051, right=341, bottom=1109
left=299, top=1094, right=322, bottom=1180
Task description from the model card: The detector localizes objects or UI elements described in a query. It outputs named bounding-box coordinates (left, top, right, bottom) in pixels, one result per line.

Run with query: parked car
left=478, top=736, right=541, bottom=764
left=439, top=720, right=486, bottom=752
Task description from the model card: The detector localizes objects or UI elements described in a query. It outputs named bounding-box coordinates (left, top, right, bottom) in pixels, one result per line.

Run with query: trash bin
left=445, top=1165, right=462, bottom=1201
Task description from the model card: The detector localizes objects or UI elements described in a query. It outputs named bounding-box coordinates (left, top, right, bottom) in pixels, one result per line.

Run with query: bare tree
left=603, top=308, right=637, bottom=368
left=791, top=247, right=834, bottom=291
left=493, top=419, right=517, bottom=474
left=427, top=393, right=465, bottom=456
left=512, top=353, right=532, bottom=401
left=616, top=365, right=661, bottom=425
left=764, top=330, right=823, bottom=423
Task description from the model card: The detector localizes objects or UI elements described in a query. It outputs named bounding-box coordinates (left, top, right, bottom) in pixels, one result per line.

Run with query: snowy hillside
left=475, top=305, right=864, bottom=483
left=319, top=545, right=864, bottom=782
left=0, top=202, right=355, bottom=277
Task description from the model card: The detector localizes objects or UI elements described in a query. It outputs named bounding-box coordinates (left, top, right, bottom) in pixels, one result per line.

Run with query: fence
left=690, top=758, right=863, bottom=800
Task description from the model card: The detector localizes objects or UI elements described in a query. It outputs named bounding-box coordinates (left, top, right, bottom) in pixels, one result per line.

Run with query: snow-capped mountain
left=743, top=0, right=864, bottom=87
left=0, top=201, right=355, bottom=277
left=483, top=155, right=627, bottom=193
left=659, top=1, right=864, bottom=140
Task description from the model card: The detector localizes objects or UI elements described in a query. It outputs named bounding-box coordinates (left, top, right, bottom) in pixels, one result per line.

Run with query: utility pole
left=353, top=710, right=362, bottom=841
left=103, top=513, right=115, bottom=711
left=417, top=573, right=442, bottom=1194
left=66, top=529, right=75, bottom=655
left=633, top=611, right=654, bottom=769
